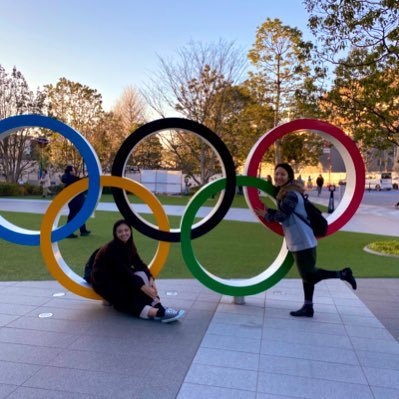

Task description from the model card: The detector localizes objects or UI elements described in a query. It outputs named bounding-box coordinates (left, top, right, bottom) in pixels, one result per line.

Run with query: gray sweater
left=265, top=190, right=317, bottom=252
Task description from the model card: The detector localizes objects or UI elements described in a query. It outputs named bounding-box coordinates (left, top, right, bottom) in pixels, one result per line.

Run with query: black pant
left=67, top=196, right=88, bottom=234
left=292, top=247, right=339, bottom=302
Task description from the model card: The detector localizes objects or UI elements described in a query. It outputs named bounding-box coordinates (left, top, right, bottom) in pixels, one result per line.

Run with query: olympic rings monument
left=0, top=115, right=365, bottom=300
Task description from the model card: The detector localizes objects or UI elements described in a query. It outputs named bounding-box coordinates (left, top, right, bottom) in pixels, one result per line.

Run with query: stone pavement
left=0, top=197, right=398, bottom=398
left=0, top=278, right=398, bottom=398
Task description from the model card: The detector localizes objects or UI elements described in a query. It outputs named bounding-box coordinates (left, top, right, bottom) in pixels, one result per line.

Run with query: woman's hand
left=149, top=278, right=158, bottom=296
left=255, top=206, right=268, bottom=219
left=140, top=284, right=158, bottom=300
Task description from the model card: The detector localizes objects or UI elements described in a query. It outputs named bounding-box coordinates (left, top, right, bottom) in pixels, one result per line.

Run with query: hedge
left=0, top=182, right=41, bottom=196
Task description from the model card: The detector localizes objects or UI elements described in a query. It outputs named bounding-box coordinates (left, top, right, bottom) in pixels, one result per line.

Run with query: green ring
left=180, top=175, right=294, bottom=296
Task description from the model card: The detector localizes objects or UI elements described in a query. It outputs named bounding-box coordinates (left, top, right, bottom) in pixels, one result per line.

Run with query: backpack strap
left=292, top=194, right=312, bottom=228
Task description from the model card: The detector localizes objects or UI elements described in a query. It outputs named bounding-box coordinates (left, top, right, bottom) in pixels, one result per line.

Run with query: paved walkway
left=0, top=197, right=398, bottom=398
left=2, top=188, right=399, bottom=237
left=0, top=279, right=398, bottom=398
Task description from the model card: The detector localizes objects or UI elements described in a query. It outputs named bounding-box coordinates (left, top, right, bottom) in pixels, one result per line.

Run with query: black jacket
left=91, top=238, right=154, bottom=316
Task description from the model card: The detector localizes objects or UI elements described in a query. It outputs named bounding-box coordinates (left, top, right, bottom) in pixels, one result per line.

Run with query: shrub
left=23, top=183, right=42, bottom=196
left=368, top=241, right=399, bottom=256
left=0, top=183, right=21, bottom=196
left=51, top=184, right=64, bottom=195
left=0, top=182, right=43, bottom=196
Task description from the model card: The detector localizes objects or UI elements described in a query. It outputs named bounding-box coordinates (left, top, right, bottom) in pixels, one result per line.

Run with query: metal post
left=233, top=296, right=246, bottom=305
left=328, top=184, right=336, bottom=213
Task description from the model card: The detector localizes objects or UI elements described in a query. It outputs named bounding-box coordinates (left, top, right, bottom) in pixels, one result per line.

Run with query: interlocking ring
left=0, top=115, right=365, bottom=298
left=180, top=176, right=294, bottom=296
left=40, top=176, right=170, bottom=299
left=244, top=119, right=365, bottom=236
left=0, top=114, right=101, bottom=246
left=111, top=118, right=236, bottom=242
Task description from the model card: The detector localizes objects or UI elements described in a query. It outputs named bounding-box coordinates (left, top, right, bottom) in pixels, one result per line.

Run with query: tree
left=144, top=39, right=247, bottom=184
left=113, top=86, right=146, bottom=132
left=130, top=134, right=164, bottom=169
left=247, top=18, right=324, bottom=165
left=89, top=112, right=125, bottom=172
left=322, top=48, right=399, bottom=150
left=113, top=86, right=163, bottom=170
left=216, top=85, right=275, bottom=167
left=305, top=0, right=399, bottom=66
left=0, top=65, right=45, bottom=182
left=305, top=1, right=399, bottom=153
left=44, top=78, right=104, bottom=174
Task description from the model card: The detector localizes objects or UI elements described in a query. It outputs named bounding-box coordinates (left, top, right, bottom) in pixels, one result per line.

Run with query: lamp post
left=328, top=184, right=336, bottom=213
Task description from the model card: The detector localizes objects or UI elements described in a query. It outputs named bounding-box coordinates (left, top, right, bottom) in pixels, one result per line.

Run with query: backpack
left=293, top=194, right=328, bottom=237
left=83, top=248, right=101, bottom=284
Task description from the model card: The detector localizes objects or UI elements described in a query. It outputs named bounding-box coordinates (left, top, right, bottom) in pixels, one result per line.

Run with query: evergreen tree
left=247, top=18, right=324, bottom=166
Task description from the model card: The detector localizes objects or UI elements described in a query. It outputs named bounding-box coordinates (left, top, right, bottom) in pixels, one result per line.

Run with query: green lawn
left=0, top=210, right=397, bottom=282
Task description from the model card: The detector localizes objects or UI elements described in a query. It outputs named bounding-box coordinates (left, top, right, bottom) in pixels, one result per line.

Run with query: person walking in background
left=297, top=174, right=304, bottom=188
left=91, top=219, right=185, bottom=323
left=307, top=175, right=313, bottom=189
left=266, top=175, right=273, bottom=184
left=255, top=163, right=357, bottom=318
left=61, top=165, right=91, bottom=238
left=40, top=169, right=51, bottom=198
left=316, top=174, right=324, bottom=197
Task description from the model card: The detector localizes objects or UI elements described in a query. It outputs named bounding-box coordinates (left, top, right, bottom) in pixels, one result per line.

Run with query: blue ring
left=0, top=114, right=101, bottom=245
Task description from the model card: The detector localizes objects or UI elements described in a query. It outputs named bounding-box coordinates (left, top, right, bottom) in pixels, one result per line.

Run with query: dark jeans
left=292, top=247, right=339, bottom=302
left=67, top=197, right=88, bottom=234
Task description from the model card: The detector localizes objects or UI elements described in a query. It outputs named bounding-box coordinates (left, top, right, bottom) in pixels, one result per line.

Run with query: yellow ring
left=40, top=175, right=171, bottom=299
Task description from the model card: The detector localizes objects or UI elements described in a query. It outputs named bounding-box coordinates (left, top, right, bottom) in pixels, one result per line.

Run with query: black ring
left=111, top=118, right=236, bottom=242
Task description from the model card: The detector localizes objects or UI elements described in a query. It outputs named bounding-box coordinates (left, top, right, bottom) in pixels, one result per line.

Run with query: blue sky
left=1, top=0, right=312, bottom=111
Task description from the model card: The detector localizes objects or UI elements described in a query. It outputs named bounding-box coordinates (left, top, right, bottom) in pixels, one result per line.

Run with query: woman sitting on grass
left=91, top=219, right=185, bottom=323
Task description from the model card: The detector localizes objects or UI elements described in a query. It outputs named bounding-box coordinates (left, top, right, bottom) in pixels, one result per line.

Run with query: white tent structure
left=126, top=169, right=183, bottom=194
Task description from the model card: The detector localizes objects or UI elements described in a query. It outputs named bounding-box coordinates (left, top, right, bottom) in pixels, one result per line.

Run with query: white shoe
left=156, top=308, right=185, bottom=323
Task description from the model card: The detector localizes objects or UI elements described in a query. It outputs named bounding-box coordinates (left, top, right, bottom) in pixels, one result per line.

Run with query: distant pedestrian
left=40, top=169, right=52, bottom=198
left=316, top=174, right=324, bottom=197
left=266, top=175, right=273, bottom=184
left=297, top=174, right=304, bottom=187
left=307, top=176, right=313, bottom=189
left=61, top=165, right=91, bottom=238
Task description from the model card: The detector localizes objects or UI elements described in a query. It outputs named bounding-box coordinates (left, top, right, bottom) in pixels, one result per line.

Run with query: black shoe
left=340, top=267, right=357, bottom=290
left=80, top=230, right=91, bottom=237
left=67, top=233, right=78, bottom=239
left=290, top=305, right=314, bottom=317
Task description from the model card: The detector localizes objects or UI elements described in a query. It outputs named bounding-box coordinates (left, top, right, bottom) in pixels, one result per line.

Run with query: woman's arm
left=256, top=191, right=299, bottom=223
left=131, top=244, right=153, bottom=279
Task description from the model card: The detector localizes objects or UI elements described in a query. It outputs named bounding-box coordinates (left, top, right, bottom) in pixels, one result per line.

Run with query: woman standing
left=91, top=219, right=185, bottom=323
left=61, top=165, right=91, bottom=238
left=256, top=163, right=357, bottom=317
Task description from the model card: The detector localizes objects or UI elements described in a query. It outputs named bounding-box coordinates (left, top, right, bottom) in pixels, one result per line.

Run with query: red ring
left=244, top=119, right=365, bottom=237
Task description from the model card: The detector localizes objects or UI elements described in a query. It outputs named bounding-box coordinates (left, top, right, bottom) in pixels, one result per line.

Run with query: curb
left=363, top=245, right=399, bottom=259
